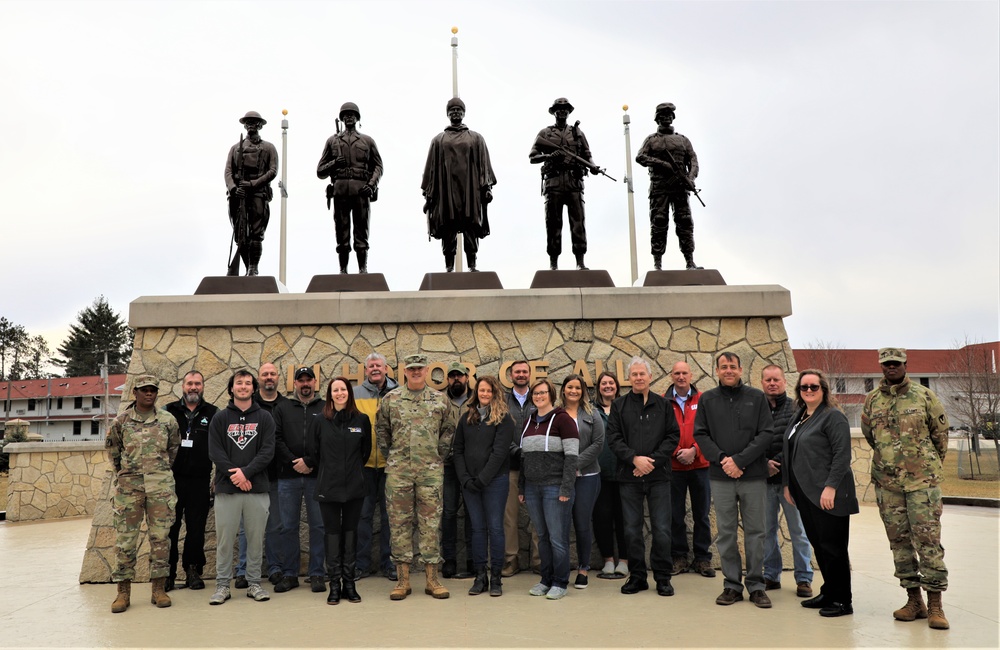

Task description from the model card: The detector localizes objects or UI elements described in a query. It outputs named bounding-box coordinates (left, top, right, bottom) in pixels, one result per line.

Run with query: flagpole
left=451, top=26, right=464, bottom=273
left=279, top=109, right=289, bottom=285
left=623, top=105, right=638, bottom=285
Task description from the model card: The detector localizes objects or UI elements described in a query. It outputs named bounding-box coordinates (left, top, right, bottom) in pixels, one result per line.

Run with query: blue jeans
left=462, top=473, right=509, bottom=571
left=670, top=467, right=713, bottom=562
left=572, top=474, right=601, bottom=571
left=764, top=482, right=814, bottom=584
left=524, top=482, right=574, bottom=590
left=357, top=467, right=392, bottom=573
left=277, top=475, right=326, bottom=577
left=620, top=480, right=673, bottom=583
left=237, top=483, right=281, bottom=577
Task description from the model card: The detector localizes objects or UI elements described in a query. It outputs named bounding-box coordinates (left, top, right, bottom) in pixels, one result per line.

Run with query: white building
left=1, top=375, right=125, bottom=442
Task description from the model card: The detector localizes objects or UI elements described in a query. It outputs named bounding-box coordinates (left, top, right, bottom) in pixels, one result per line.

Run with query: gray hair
left=364, top=352, right=387, bottom=366
left=627, top=356, right=651, bottom=376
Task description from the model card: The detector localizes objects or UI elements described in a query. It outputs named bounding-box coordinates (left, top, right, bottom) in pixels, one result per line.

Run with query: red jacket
left=666, top=386, right=708, bottom=472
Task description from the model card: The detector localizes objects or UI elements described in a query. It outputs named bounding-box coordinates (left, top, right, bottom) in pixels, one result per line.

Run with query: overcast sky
left=2, top=0, right=997, bottom=360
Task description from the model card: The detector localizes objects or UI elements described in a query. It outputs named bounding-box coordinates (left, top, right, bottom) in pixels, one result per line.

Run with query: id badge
left=181, top=439, right=194, bottom=448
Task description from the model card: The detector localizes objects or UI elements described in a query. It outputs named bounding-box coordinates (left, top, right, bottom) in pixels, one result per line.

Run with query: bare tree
left=947, top=338, right=1000, bottom=478
left=806, top=339, right=859, bottom=425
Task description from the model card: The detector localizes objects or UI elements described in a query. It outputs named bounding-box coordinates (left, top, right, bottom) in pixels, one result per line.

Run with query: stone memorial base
left=530, top=269, right=615, bottom=289
left=306, top=273, right=390, bottom=292
left=643, top=269, right=727, bottom=286
left=194, top=276, right=288, bottom=295
left=419, top=272, right=503, bottom=290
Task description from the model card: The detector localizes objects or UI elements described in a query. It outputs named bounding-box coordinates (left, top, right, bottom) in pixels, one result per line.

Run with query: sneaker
left=749, top=590, right=773, bottom=609
left=764, top=578, right=781, bottom=591
left=671, top=557, right=689, bottom=576
left=574, top=573, right=589, bottom=589
left=246, top=583, right=270, bottom=602
left=528, top=582, right=550, bottom=596
left=234, top=575, right=249, bottom=589
left=209, top=585, right=231, bottom=605
left=613, top=561, right=628, bottom=577
left=716, top=588, right=744, bottom=606
left=692, top=560, right=716, bottom=578
left=796, top=582, right=814, bottom=598
left=545, top=586, right=567, bottom=600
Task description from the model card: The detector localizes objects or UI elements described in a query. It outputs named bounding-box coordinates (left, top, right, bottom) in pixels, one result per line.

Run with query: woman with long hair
left=559, top=374, right=605, bottom=589
left=518, top=378, right=579, bottom=600
left=453, top=376, right=516, bottom=596
left=304, top=377, right=371, bottom=605
left=591, top=371, right=627, bottom=578
left=782, top=369, right=859, bottom=617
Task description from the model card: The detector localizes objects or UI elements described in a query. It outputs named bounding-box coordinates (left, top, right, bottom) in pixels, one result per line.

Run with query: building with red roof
left=1, top=375, right=126, bottom=442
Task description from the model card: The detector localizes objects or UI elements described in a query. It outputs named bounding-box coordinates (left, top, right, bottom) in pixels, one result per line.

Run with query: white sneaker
left=209, top=585, right=231, bottom=605
left=528, top=582, right=550, bottom=596
left=614, top=561, right=629, bottom=576
left=246, top=583, right=270, bottom=602
left=546, top=586, right=567, bottom=600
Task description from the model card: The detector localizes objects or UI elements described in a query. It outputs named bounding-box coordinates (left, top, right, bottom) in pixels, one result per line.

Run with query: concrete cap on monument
left=878, top=348, right=907, bottom=364
left=404, top=354, right=429, bottom=369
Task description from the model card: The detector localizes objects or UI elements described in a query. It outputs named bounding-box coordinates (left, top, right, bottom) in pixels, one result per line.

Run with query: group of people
left=107, top=347, right=953, bottom=629
left=225, top=99, right=702, bottom=276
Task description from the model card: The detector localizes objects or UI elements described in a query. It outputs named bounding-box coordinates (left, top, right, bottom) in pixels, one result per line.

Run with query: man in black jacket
left=761, top=365, right=814, bottom=598
left=694, top=352, right=774, bottom=608
left=607, top=356, right=681, bottom=597
left=273, top=366, right=326, bottom=593
left=164, top=371, right=218, bottom=592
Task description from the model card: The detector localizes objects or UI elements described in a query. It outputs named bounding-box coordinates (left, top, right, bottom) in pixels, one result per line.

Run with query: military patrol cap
left=404, top=354, right=429, bottom=369
left=446, top=97, right=466, bottom=112
left=133, top=375, right=159, bottom=390
left=548, top=97, right=575, bottom=114
left=339, top=102, right=361, bottom=120
left=655, top=102, right=677, bottom=119
left=239, top=111, right=267, bottom=126
left=878, top=348, right=907, bottom=364
left=294, top=366, right=316, bottom=380
left=447, top=361, right=468, bottom=376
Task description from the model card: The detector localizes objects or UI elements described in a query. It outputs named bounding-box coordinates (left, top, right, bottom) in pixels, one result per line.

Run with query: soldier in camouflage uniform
left=106, top=374, right=181, bottom=613
left=861, top=347, right=951, bottom=630
left=376, top=354, right=456, bottom=600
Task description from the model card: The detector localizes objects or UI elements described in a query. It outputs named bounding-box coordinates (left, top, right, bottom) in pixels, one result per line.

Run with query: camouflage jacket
left=861, top=376, right=949, bottom=491
left=375, top=386, right=455, bottom=483
left=106, top=405, right=181, bottom=479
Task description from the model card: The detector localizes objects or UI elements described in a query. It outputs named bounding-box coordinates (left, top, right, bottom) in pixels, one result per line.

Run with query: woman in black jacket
left=305, top=376, right=371, bottom=605
left=782, top=369, right=859, bottom=618
left=454, top=375, right=515, bottom=596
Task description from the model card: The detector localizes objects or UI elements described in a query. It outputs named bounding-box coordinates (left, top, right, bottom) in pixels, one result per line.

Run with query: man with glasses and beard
left=165, top=371, right=219, bottom=592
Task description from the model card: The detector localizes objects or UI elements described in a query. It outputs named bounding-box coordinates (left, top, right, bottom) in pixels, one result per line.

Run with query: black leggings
left=592, top=478, right=626, bottom=560
left=318, top=498, right=364, bottom=535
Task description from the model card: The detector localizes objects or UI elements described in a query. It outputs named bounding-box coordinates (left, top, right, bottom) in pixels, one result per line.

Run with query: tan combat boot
left=926, top=591, right=950, bottom=629
left=424, top=563, right=450, bottom=599
left=893, top=587, right=928, bottom=621
left=389, top=564, right=411, bottom=601
left=150, top=577, right=172, bottom=608
left=111, top=580, right=131, bottom=613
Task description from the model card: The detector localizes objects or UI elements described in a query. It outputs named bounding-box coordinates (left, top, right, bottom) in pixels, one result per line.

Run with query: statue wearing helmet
left=224, top=111, right=279, bottom=276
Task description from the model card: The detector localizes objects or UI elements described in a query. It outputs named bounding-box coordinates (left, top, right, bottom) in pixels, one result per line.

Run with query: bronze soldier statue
left=529, top=98, right=602, bottom=271
left=224, top=111, right=278, bottom=276
left=421, top=98, right=496, bottom=272
left=636, top=102, right=702, bottom=270
left=317, top=102, right=384, bottom=274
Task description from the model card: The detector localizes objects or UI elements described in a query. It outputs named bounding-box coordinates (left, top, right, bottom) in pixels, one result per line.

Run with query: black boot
left=575, top=254, right=589, bottom=270
left=469, top=567, right=488, bottom=596
left=185, top=564, right=205, bottom=590
left=339, top=251, right=350, bottom=274
left=684, top=253, right=703, bottom=270
left=342, top=531, right=361, bottom=603
left=357, top=251, right=368, bottom=274
left=467, top=253, right=478, bottom=272
left=549, top=255, right=558, bottom=271
left=445, top=254, right=455, bottom=273
left=226, top=256, right=240, bottom=276
left=325, top=534, right=342, bottom=605
left=653, top=255, right=663, bottom=271
left=246, top=241, right=261, bottom=276
left=489, top=567, right=502, bottom=596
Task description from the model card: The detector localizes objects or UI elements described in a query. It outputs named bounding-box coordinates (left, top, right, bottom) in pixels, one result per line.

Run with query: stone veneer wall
left=4, top=441, right=108, bottom=521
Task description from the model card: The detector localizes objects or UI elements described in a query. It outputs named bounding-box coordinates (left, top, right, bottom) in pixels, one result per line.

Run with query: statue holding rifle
left=224, top=111, right=278, bottom=276
left=529, top=98, right=613, bottom=271
left=635, top=102, right=703, bottom=271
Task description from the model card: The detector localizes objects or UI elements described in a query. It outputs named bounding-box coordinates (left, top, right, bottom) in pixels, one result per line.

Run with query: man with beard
left=502, top=360, right=534, bottom=576
left=164, top=371, right=219, bottom=592
left=442, top=361, right=474, bottom=578
left=273, top=366, right=326, bottom=593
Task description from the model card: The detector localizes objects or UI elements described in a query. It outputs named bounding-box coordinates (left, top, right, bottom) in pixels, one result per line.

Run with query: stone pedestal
left=306, top=274, right=390, bottom=292
left=643, top=269, right=726, bottom=286
left=530, top=269, right=615, bottom=289
left=418, top=272, right=503, bottom=290
left=194, top=276, right=288, bottom=295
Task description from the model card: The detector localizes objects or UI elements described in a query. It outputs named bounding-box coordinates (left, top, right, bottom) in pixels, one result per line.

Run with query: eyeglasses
left=799, top=384, right=822, bottom=393
left=532, top=390, right=549, bottom=397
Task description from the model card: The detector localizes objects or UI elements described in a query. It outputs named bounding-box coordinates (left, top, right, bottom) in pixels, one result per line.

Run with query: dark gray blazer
left=782, top=404, right=859, bottom=517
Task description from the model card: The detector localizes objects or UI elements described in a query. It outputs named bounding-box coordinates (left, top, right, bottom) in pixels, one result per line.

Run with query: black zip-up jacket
left=765, top=393, right=794, bottom=485
left=209, top=400, right=275, bottom=494
left=454, top=407, right=515, bottom=491
left=165, top=398, right=219, bottom=479
left=255, top=392, right=287, bottom=482
left=606, top=390, right=680, bottom=483
left=693, top=381, right=774, bottom=481
left=273, top=394, right=325, bottom=479
left=303, top=409, right=371, bottom=503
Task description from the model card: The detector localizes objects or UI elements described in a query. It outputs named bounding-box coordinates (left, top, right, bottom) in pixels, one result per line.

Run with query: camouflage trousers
left=112, top=475, right=177, bottom=582
left=385, top=473, right=443, bottom=566
left=875, top=485, right=948, bottom=591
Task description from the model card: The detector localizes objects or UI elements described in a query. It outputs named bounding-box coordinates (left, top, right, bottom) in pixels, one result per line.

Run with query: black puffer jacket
left=303, top=409, right=371, bottom=503
left=606, top=390, right=680, bottom=483
left=766, top=393, right=795, bottom=485
left=273, top=394, right=325, bottom=479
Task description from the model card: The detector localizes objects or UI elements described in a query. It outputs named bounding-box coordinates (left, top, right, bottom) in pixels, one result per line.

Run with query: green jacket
left=861, top=376, right=949, bottom=491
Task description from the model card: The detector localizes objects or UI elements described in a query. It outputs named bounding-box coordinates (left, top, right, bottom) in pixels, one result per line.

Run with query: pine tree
left=54, top=296, right=134, bottom=377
